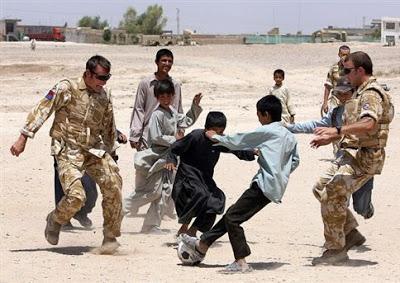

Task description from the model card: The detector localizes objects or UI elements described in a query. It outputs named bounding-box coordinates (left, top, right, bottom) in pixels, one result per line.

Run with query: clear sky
left=1, top=0, right=399, bottom=34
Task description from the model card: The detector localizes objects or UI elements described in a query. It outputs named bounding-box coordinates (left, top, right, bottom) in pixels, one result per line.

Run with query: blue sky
left=1, top=0, right=399, bottom=34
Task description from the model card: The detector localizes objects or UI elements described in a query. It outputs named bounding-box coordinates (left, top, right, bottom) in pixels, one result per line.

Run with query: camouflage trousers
left=54, top=149, right=123, bottom=238
left=313, top=150, right=373, bottom=250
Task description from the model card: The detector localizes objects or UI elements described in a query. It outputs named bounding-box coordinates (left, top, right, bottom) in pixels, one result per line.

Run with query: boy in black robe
left=165, top=111, right=255, bottom=238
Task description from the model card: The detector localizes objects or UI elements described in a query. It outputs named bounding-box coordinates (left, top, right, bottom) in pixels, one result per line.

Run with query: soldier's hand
left=164, top=163, right=176, bottom=171
left=117, top=132, right=128, bottom=144
left=192, top=93, right=203, bottom=106
left=10, top=134, right=28, bottom=157
left=310, top=135, right=332, bottom=148
left=130, top=141, right=141, bottom=150
left=314, top=126, right=337, bottom=137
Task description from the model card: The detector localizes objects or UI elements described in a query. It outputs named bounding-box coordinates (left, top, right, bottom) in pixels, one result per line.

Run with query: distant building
left=381, top=17, right=400, bottom=45
left=0, top=19, right=21, bottom=41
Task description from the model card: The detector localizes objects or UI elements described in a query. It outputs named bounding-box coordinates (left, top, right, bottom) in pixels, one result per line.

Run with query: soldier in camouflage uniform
left=321, top=45, right=351, bottom=116
left=10, top=55, right=123, bottom=251
left=310, top=51, right=394, bottom=265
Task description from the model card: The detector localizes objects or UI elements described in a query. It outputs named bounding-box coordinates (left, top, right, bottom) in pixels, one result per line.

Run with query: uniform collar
left=357, top=76, right=376, bottom=94
left=78, top=77, right=87, bottom=91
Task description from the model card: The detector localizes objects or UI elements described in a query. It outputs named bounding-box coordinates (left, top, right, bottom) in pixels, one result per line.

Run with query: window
left=385, top=22, right=395, bottom=30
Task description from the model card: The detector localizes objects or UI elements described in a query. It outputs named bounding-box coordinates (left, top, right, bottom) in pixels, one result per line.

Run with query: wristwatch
left=335, top=125, right=342, bottom=135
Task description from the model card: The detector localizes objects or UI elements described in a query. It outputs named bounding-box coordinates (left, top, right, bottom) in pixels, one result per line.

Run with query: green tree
left=119, top=5, right=167, bottom=35
left=78, top=16, right=109, bottom=29
left=103, top=28, right=112, bottom=42
left=119, top=7, right=140, bottom=34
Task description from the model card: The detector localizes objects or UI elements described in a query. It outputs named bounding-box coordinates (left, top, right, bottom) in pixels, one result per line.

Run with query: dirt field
left=1, top=41, right=399, bottom=282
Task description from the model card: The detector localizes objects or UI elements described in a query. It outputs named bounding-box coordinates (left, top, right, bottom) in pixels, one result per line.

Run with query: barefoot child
left=180, top=95, right=299, bottom=273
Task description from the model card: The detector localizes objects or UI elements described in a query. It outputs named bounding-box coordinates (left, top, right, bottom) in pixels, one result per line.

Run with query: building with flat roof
left=381, top=17, right=400, bottom=45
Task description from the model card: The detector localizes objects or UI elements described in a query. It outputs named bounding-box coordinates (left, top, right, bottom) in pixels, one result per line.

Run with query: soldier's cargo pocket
left=357, top=148, right=385, bottom=175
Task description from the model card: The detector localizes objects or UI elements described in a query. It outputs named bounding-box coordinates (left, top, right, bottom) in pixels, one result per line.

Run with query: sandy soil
left=1, top=41, right=399, bottom=282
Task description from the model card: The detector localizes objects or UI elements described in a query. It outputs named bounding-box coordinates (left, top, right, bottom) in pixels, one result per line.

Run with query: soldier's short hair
left=86, top=55, right=111, bottom=73
left=154, top=79, right=175, bottom=97
left=339, top=45, right=350, bottom=52
left=205, top=111, right=227, bottom=129
left=273, top=69, right=285, bottom=79
left=156, top=49, right=174, bottom=62
left=256, top=95, right=282, bottom=122
left=346, top=51, right=373, bottom=75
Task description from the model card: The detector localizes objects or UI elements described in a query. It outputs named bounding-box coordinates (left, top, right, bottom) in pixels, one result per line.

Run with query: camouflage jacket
left=21, top=77, right=117, bottom=157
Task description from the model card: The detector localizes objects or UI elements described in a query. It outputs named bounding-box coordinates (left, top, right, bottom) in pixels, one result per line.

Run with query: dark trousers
left=192, top=213, right=216, bottom=233
left=352, top=177, right=373, bottom=216
left=54, top=158, right=98, bottom=217
left=200, top=182, right=270, bottom=260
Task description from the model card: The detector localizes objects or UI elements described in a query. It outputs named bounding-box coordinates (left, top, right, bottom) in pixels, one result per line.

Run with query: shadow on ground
left=10, top=246, right=93, bottom=255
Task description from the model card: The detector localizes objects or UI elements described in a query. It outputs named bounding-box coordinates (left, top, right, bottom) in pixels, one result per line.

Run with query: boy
left=268, top=69, right=296, bottom=124
left=130, top=79, right=202, bottom=234
left=286, top=77, right=374, bottom=219
left=165, top=111, right=255, bottom=238
left=179, top=95, right=299, bottom=273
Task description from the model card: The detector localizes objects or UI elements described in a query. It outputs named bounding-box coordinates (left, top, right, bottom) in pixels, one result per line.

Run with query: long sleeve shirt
left=21, top=77, right=117, bottom=158
left=213, top=122, right=299, bottom=203
left=128, top=74, right=183, bottom=146
left=268, top=85, right=296, bottom=123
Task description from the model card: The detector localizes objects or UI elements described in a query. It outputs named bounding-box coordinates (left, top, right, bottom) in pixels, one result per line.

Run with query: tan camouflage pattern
left=21, top=77, right=122, bottom=238
left=315, top=77, right=393, bottom=249
left=21, top=77, right=117, bottom=156
left=313, top=150, right=372, bottom=249
left=55, top=152, right=122, bottom=238
left=325, top=63, right=344, bottom=110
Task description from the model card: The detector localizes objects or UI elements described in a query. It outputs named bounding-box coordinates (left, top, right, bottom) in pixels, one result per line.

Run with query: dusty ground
left=0, top=41, right=399, bottom=282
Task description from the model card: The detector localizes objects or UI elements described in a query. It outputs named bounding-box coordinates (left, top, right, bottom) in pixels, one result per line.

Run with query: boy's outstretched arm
left=206, top=127, right=269, bottom=150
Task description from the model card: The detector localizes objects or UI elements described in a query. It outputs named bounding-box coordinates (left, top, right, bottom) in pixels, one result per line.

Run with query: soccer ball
left=177, top=241, right=204, bottom=266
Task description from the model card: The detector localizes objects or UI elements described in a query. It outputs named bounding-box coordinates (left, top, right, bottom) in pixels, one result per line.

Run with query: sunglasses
left=90, top=70, right=112, bottom=81
left=343, top=67, right=356, bottom=75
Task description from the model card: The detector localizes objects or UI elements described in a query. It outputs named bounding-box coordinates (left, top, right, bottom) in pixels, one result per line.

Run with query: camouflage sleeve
left=101, top=90, right=117, bottom=152
left=324, top=64, right=338, bottom=89
left=20, top=81, right=71, bottom=138
left=358, top=90, right=383, bottom=122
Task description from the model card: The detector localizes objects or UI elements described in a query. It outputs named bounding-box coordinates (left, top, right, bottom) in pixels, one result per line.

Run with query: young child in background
left=268, top=69, right=296, bottom=124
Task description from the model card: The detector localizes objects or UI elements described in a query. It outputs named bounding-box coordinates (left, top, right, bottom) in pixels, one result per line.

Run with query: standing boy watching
left=268, top=69, right=296, bottom=124
left=180, top=95, right=299, bottom=273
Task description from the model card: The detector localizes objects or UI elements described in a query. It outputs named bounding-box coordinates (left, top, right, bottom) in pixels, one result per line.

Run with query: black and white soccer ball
left=177, top=241, right=204, bottom=266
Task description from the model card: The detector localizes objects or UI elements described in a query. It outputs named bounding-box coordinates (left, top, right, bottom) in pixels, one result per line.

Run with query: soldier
left=321, top=45, right=351, bottom=115
left=10, top=55, right=123, bottom=252
left=310, top=51, right=394, bottom=265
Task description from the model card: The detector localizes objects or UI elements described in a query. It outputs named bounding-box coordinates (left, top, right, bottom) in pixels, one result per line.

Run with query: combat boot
left=344, top=228, right=366, bottom=251
left=45, top=211, right=61, bottom=245
left=312, top=248, right=349, bottom=265
left=99, top=237, right=121, bottom=255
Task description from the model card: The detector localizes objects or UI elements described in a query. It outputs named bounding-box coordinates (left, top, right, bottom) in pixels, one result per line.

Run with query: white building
left=381, top=17, right=400, bottom=45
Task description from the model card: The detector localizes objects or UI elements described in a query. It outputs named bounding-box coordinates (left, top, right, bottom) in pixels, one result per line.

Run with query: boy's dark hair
left=256, top=95, right=282, bottom=122
left=154, top=79, right=175, bottom=97
left=273, top=69, right=285, bottom=79
left=339, top=45, right=350, bottom=52
left=86, top=55, right=111, bottom=72
left=204, top=111, right=227, bottom=129
left=345, top=51, right=373, bottom=75
left=156, top=49, right=174, bottom=62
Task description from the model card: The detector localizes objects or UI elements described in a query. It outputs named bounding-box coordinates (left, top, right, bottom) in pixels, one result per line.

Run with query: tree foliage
left=78, top=16, right=109, bottom=30
left=119, top=5, right=167, bottom=35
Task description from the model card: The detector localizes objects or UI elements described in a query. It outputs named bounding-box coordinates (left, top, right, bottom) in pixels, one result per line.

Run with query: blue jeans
left=352, top=177, right=373, bottom=217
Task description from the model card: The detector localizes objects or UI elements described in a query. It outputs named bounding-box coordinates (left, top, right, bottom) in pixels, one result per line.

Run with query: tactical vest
left=50, top=78, right=112, bottom=150
left=356, top=80, right=394, bottom=148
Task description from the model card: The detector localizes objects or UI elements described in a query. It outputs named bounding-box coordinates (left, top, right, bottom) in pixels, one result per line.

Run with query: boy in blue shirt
left=179, top=95, right=299, bottom=273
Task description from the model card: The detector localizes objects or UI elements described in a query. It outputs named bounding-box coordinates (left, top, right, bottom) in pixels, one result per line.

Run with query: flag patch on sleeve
left=45, top=90, right=55, bottom=100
